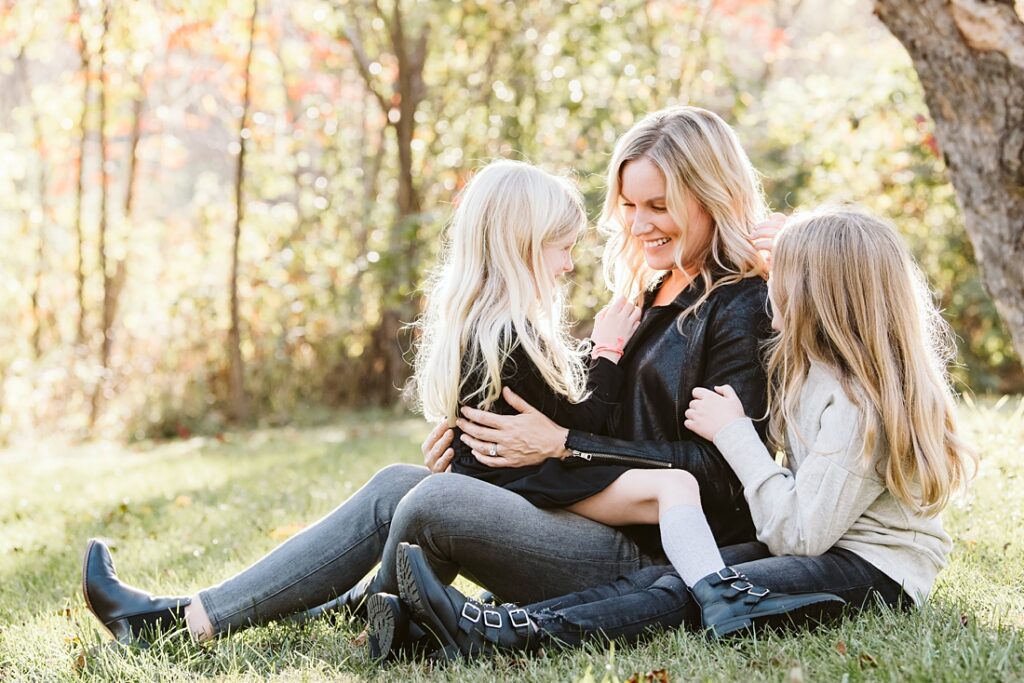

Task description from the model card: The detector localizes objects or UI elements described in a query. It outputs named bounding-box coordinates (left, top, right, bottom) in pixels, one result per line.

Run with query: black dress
left=450, top=340, right=632, bottom=508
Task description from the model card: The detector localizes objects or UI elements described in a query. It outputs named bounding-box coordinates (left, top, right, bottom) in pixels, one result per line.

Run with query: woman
left=81, top=106, right=780, bottom=648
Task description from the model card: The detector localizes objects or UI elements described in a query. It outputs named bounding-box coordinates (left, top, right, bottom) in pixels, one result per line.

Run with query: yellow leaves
left=174, top=495, right=192, bottom=508
left=269, top=523, right=305, bottom=540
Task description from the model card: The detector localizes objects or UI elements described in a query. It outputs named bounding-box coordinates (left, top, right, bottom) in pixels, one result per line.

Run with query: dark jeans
left=525, top=544, right=910, bottom=646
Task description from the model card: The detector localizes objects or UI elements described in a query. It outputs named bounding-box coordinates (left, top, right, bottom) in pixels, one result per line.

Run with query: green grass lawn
left=1, top=400, right=1022, bottom=682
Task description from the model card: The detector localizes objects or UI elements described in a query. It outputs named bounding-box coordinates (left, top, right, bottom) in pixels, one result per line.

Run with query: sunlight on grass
left=1, top=403, right=1021, bottom=681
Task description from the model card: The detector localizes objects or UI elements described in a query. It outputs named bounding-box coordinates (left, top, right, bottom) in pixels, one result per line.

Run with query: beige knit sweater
left=713, top=361, right=952, bottom=605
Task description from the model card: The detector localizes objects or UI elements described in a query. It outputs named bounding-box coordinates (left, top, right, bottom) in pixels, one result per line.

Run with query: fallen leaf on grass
left=859, top=652, right=878, bottom=668
left=835, top=639, right=847, bottom=655
left=351, top=629, right=368, bottom=647
left=625, top=669, right=670, bottom=683
left=960, top=612, right=970, bottom=627
left=269, top=523, right=305, bottom=540
left=174, top=495, right=192, bottom=508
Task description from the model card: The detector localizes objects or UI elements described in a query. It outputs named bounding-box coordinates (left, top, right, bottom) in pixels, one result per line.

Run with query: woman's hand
left=591, top=297, right=642, bottom=363
left=458, top=388, right=570, bottom=468
left=422, top=420, right=455, bottom=473
left=684, top=385, right=747, bottom=442
left=749, top=212, right=787, bottom=271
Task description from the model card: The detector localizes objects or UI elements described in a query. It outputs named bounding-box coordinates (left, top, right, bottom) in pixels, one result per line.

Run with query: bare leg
left=566, top=469, right=701, bottom=526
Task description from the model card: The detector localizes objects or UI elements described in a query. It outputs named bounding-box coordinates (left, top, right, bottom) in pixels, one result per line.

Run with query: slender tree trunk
left=89, top=1, right=112, bottom=429
left=874, top=0, right=1024, bottom=366
left=73, top=0, right=89, bottom=347
left=227, top=0, right=259, bottom=422
left=14, top=48, right=47, bottom=360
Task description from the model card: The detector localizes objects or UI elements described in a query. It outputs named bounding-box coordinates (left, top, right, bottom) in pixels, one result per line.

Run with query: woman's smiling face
left=619, top=157, right=713, bottom=272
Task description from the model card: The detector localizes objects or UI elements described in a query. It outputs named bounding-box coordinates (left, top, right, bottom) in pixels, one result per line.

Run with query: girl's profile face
left=619, top=157, right=713, bottom=272
left=541, top=226, right=580, bottom=282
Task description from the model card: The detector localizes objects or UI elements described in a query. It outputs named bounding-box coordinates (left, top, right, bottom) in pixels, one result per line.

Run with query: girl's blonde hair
left=414, top=160, right=589, bottom=425
left=766, top=207, right=974, bottom=515
left=600, top=106, right=768, bottom=315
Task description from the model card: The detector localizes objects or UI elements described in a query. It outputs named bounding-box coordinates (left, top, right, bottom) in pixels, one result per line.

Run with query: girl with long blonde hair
left=394, top=206, right=974, bottom=658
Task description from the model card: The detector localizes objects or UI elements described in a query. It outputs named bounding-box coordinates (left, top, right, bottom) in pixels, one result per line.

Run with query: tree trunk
left=227, top=0, right=259, bottom=423
left=89, top=1, right=112, bottom=429
left=874, top=0, right=1024, bottom=365
left=73, top=0, right=90, bottom=348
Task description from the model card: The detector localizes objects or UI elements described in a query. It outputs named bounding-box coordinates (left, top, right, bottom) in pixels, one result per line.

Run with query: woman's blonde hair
left=600, top=106, right=768, bottom=314
left=766, top=207, right=974, bottom=515
left=413, top=160, right=589, bottom=425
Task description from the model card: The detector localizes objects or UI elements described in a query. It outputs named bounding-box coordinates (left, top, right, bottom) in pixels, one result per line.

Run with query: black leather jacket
left=565, top=275, right=773, bottom=547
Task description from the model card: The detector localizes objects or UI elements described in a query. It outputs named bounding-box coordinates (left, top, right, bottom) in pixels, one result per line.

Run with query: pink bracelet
left=591, top=336, right=625, bottom=359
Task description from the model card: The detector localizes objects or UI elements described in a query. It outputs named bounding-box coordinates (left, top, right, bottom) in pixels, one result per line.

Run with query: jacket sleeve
left=564, top=284, right=772, bottom=496
left=501, top=349, right=623, bottom=433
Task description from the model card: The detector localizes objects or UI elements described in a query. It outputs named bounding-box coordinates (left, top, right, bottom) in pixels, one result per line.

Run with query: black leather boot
left=290, top=574, right=375, bottom=625
left=395, top=543, right=540, bottom=660
left=690, top=567, right=847, bottom=638
left=365, top=592, right=441, bottom=661
left=82, top=539, right=192, bottom=645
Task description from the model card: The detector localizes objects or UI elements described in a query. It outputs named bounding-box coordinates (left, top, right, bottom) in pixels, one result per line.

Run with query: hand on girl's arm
left=460, top=388, right=571, bottom=468
left=422, top=421, right=455, bottom=473
left=683, top=385, right=747, bottom=441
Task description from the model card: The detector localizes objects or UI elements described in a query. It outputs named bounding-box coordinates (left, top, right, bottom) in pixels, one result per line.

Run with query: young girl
left=400, top=155, right=841, bottom=654
left=392, top=206, right=974, bottom=657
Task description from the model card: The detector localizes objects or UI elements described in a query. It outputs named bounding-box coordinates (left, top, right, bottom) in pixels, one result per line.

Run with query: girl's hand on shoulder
left=591, top=297, right=642, bottom=362
left=684, top=385, right=747, bottom=441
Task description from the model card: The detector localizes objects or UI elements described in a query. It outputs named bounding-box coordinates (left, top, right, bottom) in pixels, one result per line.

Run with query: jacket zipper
left=568, top=450, right=674, bottom=469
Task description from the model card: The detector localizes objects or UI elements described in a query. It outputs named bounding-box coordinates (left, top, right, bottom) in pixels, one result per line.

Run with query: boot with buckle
left=690, top=566, right=847, bottom=638
left=82, top=539, right=192, bottom=645
left=395, top=543, right=540, bottom=660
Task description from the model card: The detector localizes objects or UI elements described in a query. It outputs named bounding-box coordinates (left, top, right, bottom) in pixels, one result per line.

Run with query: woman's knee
left=368, top=463, right=429, bottom=496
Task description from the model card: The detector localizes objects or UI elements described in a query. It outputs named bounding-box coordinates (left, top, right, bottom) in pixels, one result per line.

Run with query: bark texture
left=875, top=0, right=1024, bottom=362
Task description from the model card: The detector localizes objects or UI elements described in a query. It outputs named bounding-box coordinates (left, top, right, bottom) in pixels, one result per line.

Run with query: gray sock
left=660, top=504, right=726, bottom=587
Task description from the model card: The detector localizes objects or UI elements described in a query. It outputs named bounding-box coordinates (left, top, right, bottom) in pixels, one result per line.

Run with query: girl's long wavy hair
left=413, top=160, right=589, bottom=425
left=766, top=207, right=975, bottom=515
left=600, top=106, right=768, bottom=315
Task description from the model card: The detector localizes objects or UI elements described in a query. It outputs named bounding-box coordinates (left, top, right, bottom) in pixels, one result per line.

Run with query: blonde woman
left=397, top=207, right=974, bottom=657
left=368, top=107, right=803, bottom=656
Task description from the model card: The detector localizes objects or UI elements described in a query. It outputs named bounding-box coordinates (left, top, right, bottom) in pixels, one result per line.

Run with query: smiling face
left=540, top=226, right=579, bottom=281
left=619, top=157, right=713, bottom=273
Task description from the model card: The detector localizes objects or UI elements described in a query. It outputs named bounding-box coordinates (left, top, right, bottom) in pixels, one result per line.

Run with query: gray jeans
left=198, top=465, right=664, bottom=634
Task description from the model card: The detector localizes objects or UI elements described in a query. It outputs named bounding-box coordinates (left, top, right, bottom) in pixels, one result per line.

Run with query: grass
left=1, top=400, right=1022, bottom=682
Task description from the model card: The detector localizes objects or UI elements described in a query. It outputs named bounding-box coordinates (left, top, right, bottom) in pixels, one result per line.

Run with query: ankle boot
left=82, top=539, right=192, bottom=645
left=366, top=592, right=439, bottom=661
left=290, top=574, right=375, bottom=625
left=690, top=567, right=846, bottom=638
left=395, top=543, right=540, bottom=660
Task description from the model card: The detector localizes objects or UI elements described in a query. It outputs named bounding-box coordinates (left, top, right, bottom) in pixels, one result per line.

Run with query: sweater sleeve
left=712, top=403, right=886, bottom=557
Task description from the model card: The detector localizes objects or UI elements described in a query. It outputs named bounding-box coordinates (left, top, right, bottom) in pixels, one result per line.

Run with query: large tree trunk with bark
left=874, top=0, right=1024, bottom=363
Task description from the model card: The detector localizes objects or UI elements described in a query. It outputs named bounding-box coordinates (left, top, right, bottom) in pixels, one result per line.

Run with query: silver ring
left=489, top=443, right=497, bottom=457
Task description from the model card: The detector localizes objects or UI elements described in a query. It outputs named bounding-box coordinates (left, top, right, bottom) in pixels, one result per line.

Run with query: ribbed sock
left=660, top=504, right=726, bottom=587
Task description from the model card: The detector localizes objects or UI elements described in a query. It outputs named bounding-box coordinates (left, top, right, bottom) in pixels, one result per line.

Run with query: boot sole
left=366, top=594, right=398, bottom=660
left=396, top=546, right=462, bottom=659
left=711, top=596, right=847, bottom=638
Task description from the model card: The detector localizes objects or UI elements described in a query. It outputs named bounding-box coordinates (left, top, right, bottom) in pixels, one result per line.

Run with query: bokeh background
left=2, top=0, right=1021, bottom=444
